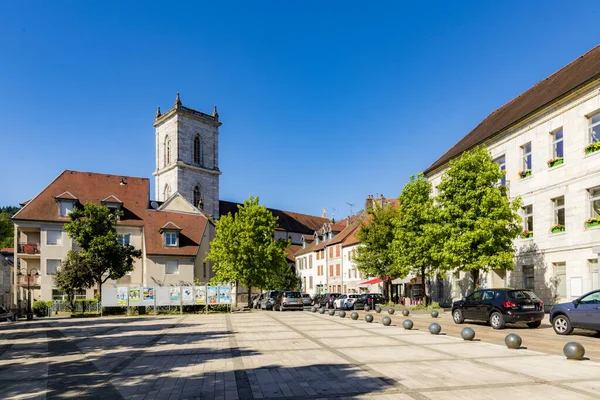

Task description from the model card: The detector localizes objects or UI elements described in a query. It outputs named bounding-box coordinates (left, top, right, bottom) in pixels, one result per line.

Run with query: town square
left=2, top=1, right=600, bottom=399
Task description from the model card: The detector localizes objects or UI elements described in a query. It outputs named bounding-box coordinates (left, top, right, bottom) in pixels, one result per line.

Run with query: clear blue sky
left=2, top=1, right=600, bottom=219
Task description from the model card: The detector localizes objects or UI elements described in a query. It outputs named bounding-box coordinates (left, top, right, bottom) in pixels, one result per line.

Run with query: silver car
left=273, top=291, right=303, bottom=311
left=302, top=293, right=312, bottom=306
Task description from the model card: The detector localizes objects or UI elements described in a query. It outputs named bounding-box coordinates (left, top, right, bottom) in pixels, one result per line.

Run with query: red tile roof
left=425, top=44, right=600, bottom=175
left=284, top=244, right=301, bottom=262
left=144, top=210, right=208, bottom=256
left=14, top=170, right=150, bottom=226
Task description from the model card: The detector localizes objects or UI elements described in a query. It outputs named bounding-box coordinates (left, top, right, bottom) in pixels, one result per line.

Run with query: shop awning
left=358, top=277, right=383, bottom=288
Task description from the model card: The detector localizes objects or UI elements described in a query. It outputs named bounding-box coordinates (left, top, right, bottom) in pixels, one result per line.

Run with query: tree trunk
left=471, top=269, right=480, bottom=290
left=96, top=279, right=102, bottom=302
left=421, top=266, right=427, bottom=306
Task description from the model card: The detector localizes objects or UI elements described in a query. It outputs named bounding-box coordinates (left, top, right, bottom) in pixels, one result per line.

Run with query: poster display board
left=156, top=286, right=170, bottom=306
left=142, top=287, right=155, bottom=303
left=129, top=287, right=140, bottom=303
left=194, top=286, right=206, bottom=304
left=218, top=286, right=231, bottom=304
left=169, top=286, right=181, bottom=305
left=207, top=286, right=218, bottom=304
left=101, top=287, right=118, bottom=307
left=182, top=287, right=194, bottom=305
left=117, top=287, right=128, bottom=306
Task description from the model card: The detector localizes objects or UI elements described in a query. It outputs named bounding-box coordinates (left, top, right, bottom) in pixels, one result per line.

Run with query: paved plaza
left=1, top=311, right=600, bottom=400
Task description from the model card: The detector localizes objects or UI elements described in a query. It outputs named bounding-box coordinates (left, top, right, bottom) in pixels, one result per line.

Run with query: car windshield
left=302, top=294, right=310, bottom=298
left=285, top=292, right=301, bottom=298
left=349, top=294, right=360, bottom=298
left=508, top=290, right=539, bottom=300
left=270, top=292, right=279, bottom=298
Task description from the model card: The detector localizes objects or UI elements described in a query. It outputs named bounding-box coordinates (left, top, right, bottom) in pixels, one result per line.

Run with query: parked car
left=302, top=293, right=312, bottom=307
left=452, top=288, right=544, bottom=329
left=550, top=289, right=600, bottom=335
left=0, top=306, right=14, bottom=322
left=333, top=294, right=362, bottom=309
left=273, top=291, right=303, bottom=311
left=260, top=290, right=283, bottom=310
left=252, top=293, right=264, bottom=309
left=315, top=293, right=341, bottom=308
left=353, top=293, right=386, bottom=309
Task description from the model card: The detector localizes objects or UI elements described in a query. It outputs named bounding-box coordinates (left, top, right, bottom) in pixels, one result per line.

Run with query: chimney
left=365, top=194, right=374, bottom=211
left=322, top=208, right=326, bottom=218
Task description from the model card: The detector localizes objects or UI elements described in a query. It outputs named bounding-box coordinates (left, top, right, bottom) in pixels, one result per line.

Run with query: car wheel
left=452, top=309, right=464, bottom=324
left=553, top=315, right=573, bottom=335
left=526, top=320, right=542, bottom=328
left=490, top=312, right=505, bottom=329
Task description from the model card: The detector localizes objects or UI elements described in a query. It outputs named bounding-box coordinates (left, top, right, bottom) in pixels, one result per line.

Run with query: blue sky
left=2, top=1, right=600, bottom=219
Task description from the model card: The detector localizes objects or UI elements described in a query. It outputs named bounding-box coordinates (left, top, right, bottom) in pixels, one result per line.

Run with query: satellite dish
left=151, top=201, right=159, bottom=209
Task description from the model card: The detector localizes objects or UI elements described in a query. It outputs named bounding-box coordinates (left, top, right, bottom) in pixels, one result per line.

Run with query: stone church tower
left=153, top=93, right=222, bottom=218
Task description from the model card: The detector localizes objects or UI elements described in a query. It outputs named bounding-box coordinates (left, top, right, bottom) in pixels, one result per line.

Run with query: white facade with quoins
left=425, top=46, right=600, bottom=306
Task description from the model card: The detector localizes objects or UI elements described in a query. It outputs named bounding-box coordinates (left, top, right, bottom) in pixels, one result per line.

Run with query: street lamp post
left=17, top=268, right=39, bottom=320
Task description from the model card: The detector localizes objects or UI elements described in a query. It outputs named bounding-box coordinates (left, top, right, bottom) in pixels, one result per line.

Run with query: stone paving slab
left=420, top=384, right=599, bottom=400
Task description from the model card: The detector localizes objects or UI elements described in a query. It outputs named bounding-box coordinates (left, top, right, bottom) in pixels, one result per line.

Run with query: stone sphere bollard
left=461, top=327, right=475, bottom=341
left=364, top=304, right=370, bottom=312
left=505, top=334, right=522, bottom=349
left=382, top=316, right=392, bottom=326
left=402, top=309, right=410, bottom=317
left=339, top=310, right=346, bottom=318
left=402, top=319, right=413, bottom=330
left=431, top=310, right=439, bottom=318
left=365, top=313, right=374, bottom=323
left=328, top=309, right=335, bottom=316
left=351, top=311, right=359, bottom=320
left=319, top=308, right=325, bottom=314
left=388, top=308, right=395, bottom=315
left=429, top=323, right=441, bottom=335
left=311, top=306, right=317, bottom=313
left=563, top=342, right=585, bottom=360
left=375, top=305, right=382, bottom=314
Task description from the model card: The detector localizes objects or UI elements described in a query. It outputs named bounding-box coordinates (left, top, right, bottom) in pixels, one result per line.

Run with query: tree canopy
left=0, top=206, right=20, bottom=248
left=205, top=196, right=291, bottom=295
left=436, top=145, right=522, bottom=287
left=393, top=174, right=444, bottom=304
left=354, top=201, right=397, bottom=301
left=63, top=202, right=142, bottom=299
left=54, top=250, right=93, bottom=310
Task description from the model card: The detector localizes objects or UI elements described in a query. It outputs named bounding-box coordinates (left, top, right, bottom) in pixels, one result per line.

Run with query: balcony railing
left=17, top=243, right=40, bottom=254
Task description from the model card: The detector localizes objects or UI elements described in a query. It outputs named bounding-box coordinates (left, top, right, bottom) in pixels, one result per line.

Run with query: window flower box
left=586, top=218, right=600, bottom=228
left=547, top=157, right=564, bottom=168
left=519, top=169, right=532, bottom=179
left=520, top=230, right=533, bottom=239
left=550, top=224, right=565, bottom=234
left=584, top=142, right=600, bottom=155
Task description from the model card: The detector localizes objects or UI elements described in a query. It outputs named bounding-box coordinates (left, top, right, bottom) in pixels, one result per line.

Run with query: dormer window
left=101, top=195, right=123, bottom=212
left=160, top=221, right=182, bottom=247
left=54, top=191, right=78, bottom=218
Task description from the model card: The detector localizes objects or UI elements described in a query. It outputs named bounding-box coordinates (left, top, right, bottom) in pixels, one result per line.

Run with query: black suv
left=353, top=293, right=386, bottom=309
left=314, top=293, right=341, bottom=308
left=452, top=288, right=544, bottom=329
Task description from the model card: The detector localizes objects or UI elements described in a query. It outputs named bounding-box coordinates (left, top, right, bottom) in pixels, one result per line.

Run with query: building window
left=588, top=111, right=600, bottom=144
left=303, top=277, right=306, bottom=291
left=329, top=247, right=333, bottom=258
left=309, top=255, right=312, bottom=268
left=522, top=205, right=533, bottom=233
left=551, top=128, right=564, bottom=159
left=163, top=184, right=171, bottom=200
left=47, top=230, right=62, bottom=246
left=554, top=262, right=567, bottom=298
left=193, top=184, right=202, bottom=209
left=47, top=259, right=61, bottom=275
left=309, top=276, right=313, bottom=289
left=522, top=265, right=534, bottom=290
left=552, top=196, right=565, bottom=230
left=588, top=187, right=600, bottom=222
left=336, top=264, right=340, bottom=276
left=164, top=136, right=171, bottom=167
left=117, top=234, right=130, bottom=247
left=336, top=245, right=340, bottom=257
left=59, top=201, right=73, bottom=217
left=520, top=143, right=532, bottom=177
left=329, top=265, right=333, bottom=277
left=589, top=259, right=599, bottom=290
left=166, top=260, right=178, bottom=274
left=494, top=155, right=506, bottom=186
left=194, top=135, right=202, bottom=165
left=164, top=232, right=178, bottom=247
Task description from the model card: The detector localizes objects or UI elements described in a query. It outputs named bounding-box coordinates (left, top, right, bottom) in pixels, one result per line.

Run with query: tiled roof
left=219, top=200, right=329, bottom=234
left=294, top=213, right=367, bottom=256
left=343, top=213, right=372, bottom=247
left=425, top=44, right=600, bottom=175
left=55, top=191, right=78, bottom=200
left=144, top=210, right=208, bottom=256
left=301, top=235, right=314, bottom=242
left=13, top=170, right=150, bottom=226
left=0, top=248, right=14, bottom=254
left=101, top=195, right=123, bottom=204
left=284, top=244, right=301, bottom=262
left=160, top=221, right=182, bottom=231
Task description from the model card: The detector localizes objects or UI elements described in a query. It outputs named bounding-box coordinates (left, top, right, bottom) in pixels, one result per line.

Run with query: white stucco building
left=425, top=45, right=600, bottom=305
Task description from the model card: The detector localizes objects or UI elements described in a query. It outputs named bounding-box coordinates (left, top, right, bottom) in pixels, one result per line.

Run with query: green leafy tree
left=205, top=196, right=289, bottom=304
left=267, top=262, right=300, bottom=291
left=354, top=202, right=397, bottom=302
left=54, top=250, right=93, bottom=311
left=0, top=206, right=20, bottom=248
left=64, top=202, right=142, bottom=300
left=436, top=145, right=522, bottom=289
left=393, top=174, right=445, bottom=305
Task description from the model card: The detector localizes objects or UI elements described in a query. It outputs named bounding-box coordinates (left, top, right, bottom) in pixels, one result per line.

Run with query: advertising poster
left=129, top=287, right=140, bottom=303
left=117, top=287, right=128, bottom=306
left=182, top=287, right=193, bottom=303
left=218, top=286, right=231, bottom=304
left=194, top=286, right=206, bottom=305
left=207, top=286, right=218, bottom=304
left=143, top=287, right=155, bottom=302
left=169, top=286, right=181, bottom=303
